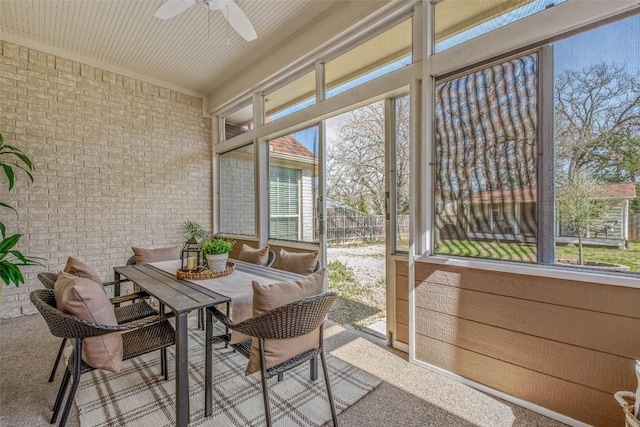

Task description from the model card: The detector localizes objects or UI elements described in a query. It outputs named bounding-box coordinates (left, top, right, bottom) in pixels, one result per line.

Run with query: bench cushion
left=237, top=244, right=270, bottom=266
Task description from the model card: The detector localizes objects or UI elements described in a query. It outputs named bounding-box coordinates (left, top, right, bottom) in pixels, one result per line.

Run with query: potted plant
left=202, top=237, right=235, bottom=272
left=0, top=133, right=42, bottom=286
left=181, top=220, right=211, bottom=242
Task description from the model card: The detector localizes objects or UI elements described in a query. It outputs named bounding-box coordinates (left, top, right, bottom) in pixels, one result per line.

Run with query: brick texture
left=0, top=41, right=212, bottom=318
left=219, top=150, right=254, bottom=235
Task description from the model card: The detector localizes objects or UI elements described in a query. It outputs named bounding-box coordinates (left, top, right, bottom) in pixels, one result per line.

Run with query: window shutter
left=269, top=166, right=300, bottom=240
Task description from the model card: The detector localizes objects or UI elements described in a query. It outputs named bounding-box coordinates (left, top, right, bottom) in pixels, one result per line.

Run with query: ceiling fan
left=154, top=0, right=257, bottom=41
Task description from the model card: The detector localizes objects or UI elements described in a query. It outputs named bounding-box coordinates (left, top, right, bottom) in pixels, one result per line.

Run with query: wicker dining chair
left=37, top=272, right=157, bottom=383
left=265, top=250, right=276, bottom=268
left=30, top=289, right=175, bottom=427
left=206, top=292, right=338, bottom=427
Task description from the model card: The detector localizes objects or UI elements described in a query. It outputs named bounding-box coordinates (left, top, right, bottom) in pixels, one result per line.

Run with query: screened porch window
left=434, top=0, right=568, bottom=53
left=433, top=13, right=640, bottom=276
left=433, top=53, right=539, bottom=262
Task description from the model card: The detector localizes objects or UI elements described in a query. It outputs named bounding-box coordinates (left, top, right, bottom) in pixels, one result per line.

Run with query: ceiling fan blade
left=221, top=1, right=257, bottom=41
left=154, top=0, right=197, bottom=20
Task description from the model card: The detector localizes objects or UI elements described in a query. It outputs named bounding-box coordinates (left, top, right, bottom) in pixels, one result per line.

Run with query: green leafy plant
left=202, top=237, right=235, bottom=255
left=181, top=220, right=211, bottom=241
left=0, top=133, right=43, bottom=286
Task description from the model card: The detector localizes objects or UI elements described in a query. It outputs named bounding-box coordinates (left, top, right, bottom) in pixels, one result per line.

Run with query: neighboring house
left=461, top=182, right=636, bottom=248
left=268, top=135, right=317, bottom=242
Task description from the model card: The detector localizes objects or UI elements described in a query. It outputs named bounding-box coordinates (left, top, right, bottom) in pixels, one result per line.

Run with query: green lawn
left=434, top=239, right=537, bottom=262
left=556, top=242, right=640, bottom=272
left=435, top=240, right=640, bottom=272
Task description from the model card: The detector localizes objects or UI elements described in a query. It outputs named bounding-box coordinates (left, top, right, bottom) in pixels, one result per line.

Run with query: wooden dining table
left=113, top=259, right=302, bottom=427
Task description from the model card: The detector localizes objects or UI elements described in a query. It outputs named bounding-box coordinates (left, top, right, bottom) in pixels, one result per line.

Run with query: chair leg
left=51, top=369, right=70, bottom=423
left=310, top=355, right=318, bottom=381
left=197, top=308, right=204, bottom=330
left=320, top=350, right=338, bottom=426
left=49, top=338, right=67, bottom=382
left=58, top=362, right=82, bottom=427
left=58, top=339, right=83, bottom=427
left=160, top=348, right=168, bottom=380
left=259, top=339, right=272, bottom=427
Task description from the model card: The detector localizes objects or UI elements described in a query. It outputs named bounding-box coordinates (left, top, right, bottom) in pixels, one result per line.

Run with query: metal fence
left=325, top=205, right=409, bottom=245
left=630, top=213, right=640, bottom=242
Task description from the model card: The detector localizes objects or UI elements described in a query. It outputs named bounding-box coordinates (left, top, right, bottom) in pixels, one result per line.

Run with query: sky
left=554, top=13, right=640, bottom=74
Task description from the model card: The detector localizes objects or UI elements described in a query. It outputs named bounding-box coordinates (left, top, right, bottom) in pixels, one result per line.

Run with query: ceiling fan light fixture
left=155, top=0, right=256, bottom=41
left=206, top=0, right=231, bottom=10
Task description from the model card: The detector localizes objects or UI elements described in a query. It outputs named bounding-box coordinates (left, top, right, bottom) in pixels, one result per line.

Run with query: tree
left=555, top=62, right=640, bottom=182
left=556, top=172, right=607, bottom=265
left=592, top=130, right=640, bottom=213
left=327, top=98, right=410, bottom=215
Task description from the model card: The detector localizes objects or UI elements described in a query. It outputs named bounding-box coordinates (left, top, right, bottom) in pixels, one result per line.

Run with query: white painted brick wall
left=219, top=152, right=254, bottom=235
left=0, top=41, right=212, bottom=318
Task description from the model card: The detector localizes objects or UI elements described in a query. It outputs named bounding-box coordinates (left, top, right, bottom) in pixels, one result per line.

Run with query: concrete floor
left=1, top=313, right=566, bottom=427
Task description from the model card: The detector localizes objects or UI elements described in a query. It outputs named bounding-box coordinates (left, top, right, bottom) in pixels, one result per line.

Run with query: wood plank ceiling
left=0, top=0, right=342, bottom=95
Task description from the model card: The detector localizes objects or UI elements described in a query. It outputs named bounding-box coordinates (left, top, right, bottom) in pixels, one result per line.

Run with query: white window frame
left=421, top=0, right=640, bottom=289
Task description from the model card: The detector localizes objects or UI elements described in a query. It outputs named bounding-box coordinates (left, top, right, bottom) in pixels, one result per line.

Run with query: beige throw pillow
left=238, top=244, right=270, bottom=266
left=64, top=257, right=102, bottom=285
left=53, top=272, right=123, bottom=373
left=245, top=269, right=326, bottom=375
left=132, top=245, right=182, bottom=264
left=272, top=248, right=318, bottom=275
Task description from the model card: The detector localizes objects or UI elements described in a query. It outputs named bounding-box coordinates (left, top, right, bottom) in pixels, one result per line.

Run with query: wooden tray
left=176, top=262, right=236, bottom=280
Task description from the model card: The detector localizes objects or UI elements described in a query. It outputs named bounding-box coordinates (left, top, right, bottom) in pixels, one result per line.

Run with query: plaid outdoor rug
left=73, top=324, right=380, bottom=426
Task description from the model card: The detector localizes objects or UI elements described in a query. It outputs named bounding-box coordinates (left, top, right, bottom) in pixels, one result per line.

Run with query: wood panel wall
left=403, top=261, right=640, bottom=426
left=396, top=260, right=409, bottom=344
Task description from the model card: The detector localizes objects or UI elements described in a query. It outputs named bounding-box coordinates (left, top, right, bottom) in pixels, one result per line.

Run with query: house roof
left=599, top=182, right=638, bottom=198
left=469, top=188, right=537, bottom=203
left=270, top=135, right=315, bottom=159
left=468, top=182, right=636, bottom=203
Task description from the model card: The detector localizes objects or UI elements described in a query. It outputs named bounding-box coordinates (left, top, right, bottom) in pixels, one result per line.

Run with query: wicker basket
left=615, top=391, right=640, bottom=427
left=176, top=262, right=235, bottom=280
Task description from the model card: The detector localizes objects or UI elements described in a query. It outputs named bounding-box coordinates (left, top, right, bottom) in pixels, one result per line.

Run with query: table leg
left=205, top=308, right=213, bottom=417
left=175, top=312, right=189, bottom=427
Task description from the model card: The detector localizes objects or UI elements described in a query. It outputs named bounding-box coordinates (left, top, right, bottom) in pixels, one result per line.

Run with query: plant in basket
left=202, top=237, right=235, bottom=273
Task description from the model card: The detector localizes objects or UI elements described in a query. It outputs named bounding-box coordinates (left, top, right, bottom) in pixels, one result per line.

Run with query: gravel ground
left=328, top=243, right=386, bottom=286
left=326, top=243, right=387, bottom=329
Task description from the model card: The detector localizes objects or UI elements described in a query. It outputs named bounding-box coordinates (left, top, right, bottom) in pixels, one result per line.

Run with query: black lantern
left=180, top=237, right=203, bottom=271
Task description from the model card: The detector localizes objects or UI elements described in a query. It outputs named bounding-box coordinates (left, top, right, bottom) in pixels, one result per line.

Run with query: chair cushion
left=272, top=248, right=318, bottom=275
left=237, top=244, right=269, bottom=266
left=64, top=257, right=102, bottom=286
left=132, top=245, right=182, bottom=264
left=53, top=272, right=123, bottom=373
left=245, top=268, right=326, bottom=375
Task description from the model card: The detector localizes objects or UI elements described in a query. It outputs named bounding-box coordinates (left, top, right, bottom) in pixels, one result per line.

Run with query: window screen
left=433, top=53, right=539, bottom=262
